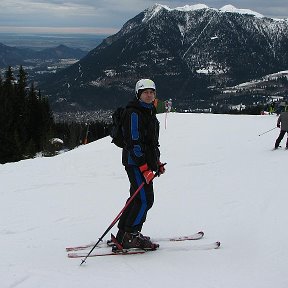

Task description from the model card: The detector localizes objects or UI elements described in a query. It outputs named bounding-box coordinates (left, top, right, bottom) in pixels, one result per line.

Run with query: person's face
left=139, top=89, right=156, bottom=104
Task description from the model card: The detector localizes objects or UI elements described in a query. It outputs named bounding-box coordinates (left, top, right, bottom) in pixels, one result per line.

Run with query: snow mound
left=174, top=4, right=209, bottom=12
left=219, top=4, right=263, bottom=18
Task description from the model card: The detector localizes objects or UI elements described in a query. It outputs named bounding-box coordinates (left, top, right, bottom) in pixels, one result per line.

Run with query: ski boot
left=120, top=232, right=159, bottom=251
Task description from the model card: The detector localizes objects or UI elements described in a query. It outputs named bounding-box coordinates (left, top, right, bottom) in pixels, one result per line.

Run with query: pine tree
left=26, top=82, right=40, bottom=153
left=36, top=89, right=54, bottom=151
left=0, top=66, right=21, bottom=163
left=0, top=72, right=5, bottom=163
left=15, top=66, right=29, bottom=154
left=0, top=72, right=3, bottom=89
left=4, top=66, right=15, bottom=85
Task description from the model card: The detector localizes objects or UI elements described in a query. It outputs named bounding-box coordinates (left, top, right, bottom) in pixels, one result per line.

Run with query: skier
left=165, top=99, right=173, bottom=113
left=274, top=109, right=288, bottom=149
left=115, top=79, right=165, bottom=250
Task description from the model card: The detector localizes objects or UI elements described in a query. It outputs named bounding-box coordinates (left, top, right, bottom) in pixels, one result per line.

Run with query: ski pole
left=258, top=127, right=277, bottom=136
left=80, top=164, right=167, bottom=265
left=80, top=180, right=145, bottom=265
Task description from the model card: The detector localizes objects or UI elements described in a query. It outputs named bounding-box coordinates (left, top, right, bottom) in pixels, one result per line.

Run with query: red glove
left=139, top=163, right=154, bottom=184
left=158, top=161, right=166, bottom=175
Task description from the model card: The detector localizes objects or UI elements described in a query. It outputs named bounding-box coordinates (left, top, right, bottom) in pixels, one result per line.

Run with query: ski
left=273, top=147, right=288, bottom=150
left=169, top=231, right=204, bottom=241
left=67, top=241, right=220, bottom=258
left=170, top=241, right=221, bottom=251
left=68, top=249, right=146, bottom=258
left=66, top=231, right=204, bottom=252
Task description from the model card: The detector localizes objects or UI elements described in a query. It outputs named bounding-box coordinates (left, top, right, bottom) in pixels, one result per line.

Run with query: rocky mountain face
left=41, top=4, right=288, bottom=111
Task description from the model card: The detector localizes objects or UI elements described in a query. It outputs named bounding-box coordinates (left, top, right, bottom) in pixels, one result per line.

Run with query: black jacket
left=122, top=100, right=160, bottom=171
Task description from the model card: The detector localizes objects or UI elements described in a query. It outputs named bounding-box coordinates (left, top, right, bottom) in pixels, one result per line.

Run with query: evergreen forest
left=0, top=66, right=109, bottom=164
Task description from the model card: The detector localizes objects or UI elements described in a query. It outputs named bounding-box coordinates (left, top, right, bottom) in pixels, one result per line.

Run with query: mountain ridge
left=0, top=43, right=86, bottom=68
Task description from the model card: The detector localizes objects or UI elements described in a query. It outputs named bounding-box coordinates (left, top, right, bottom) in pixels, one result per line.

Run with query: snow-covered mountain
left=1, top=113, right=288, bottom=288
left=42, top=4, right=288, bottom=111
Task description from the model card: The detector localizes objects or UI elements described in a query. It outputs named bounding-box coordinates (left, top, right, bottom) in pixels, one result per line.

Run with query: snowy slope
left=1, top=113, right=288, bottom=288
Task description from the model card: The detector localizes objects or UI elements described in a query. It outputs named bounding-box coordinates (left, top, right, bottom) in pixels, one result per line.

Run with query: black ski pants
left=275, top=130, right=288, bottom=148
left=118, top=166, right=154, bottom=233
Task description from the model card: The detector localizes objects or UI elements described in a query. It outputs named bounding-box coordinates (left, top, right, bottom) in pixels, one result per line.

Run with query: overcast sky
left=0, top=0, right=287, bottom=35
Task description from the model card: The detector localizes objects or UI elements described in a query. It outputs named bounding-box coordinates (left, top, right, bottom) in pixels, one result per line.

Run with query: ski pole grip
left=155, top=162, right=167, bottom=177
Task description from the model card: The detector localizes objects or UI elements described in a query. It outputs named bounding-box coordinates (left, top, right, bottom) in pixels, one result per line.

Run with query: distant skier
left=274, top=110, right=288, bottom=149
left=115, top=79, right=166, bottom=250
left=165, top=99, right=173, bottom=113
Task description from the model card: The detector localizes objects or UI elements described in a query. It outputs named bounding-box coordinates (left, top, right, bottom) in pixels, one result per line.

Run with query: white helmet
left=135, top=79, right=156, bottom=98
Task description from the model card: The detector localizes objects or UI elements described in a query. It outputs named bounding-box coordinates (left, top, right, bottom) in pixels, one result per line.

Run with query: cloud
left=0, top=0, right=97, bottom=16
left=0, top=0, right=152, bottom=30
left=0, top=25, right=118, bottom=34
left=0, top=0, right=287, bottom=34
left=0, top=0, right=109, bottom=28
